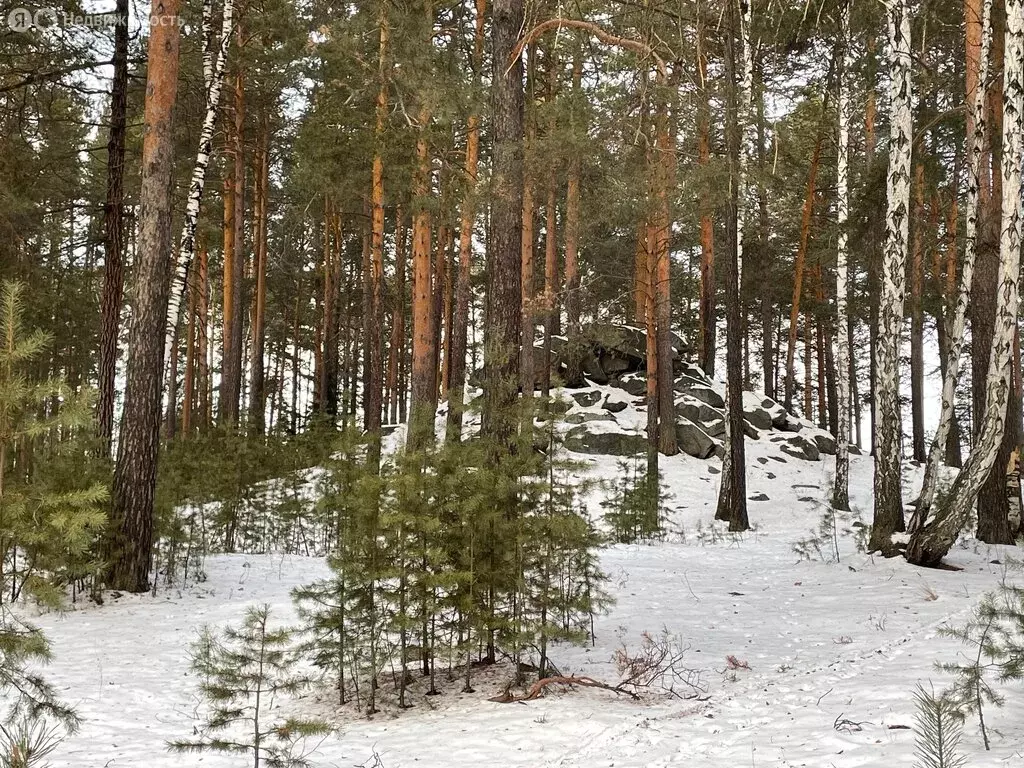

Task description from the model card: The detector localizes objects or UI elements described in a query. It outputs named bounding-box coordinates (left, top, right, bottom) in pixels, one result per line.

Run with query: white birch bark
left=869, top=0, right=913, bottom=553
left=163, top=0, right=235, bottom=380
left=906, top=0, right=1024, bottom=566
left=834, top=2, right=852, bottom=511
left=911, top=0, right=993, bottom=530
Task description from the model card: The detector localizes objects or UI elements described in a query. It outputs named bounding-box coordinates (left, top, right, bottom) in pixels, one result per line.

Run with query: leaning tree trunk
left=906, top=0, right=1024, bottom=566
left=869, top=0, right=913, bottom=555
left=834, top=0, right=852, bottom=511
left=912, top=0, right=992, bottom=530
left=715, top=0, right=749, bottom=532
left=97, top=0, right=130, bottom=457
left=108, top=0, right=182, bottom=593
left=163, top=0, right=235, bottom=396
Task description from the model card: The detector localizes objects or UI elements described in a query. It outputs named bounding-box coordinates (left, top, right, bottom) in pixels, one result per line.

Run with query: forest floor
left=26, top=440, right=1024, bottom=767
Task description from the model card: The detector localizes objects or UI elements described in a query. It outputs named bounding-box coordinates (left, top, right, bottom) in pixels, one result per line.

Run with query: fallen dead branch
left=490, top=675, right=642, bottom=703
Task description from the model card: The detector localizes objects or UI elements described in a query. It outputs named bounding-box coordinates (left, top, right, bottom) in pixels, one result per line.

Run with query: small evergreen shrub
left=170, top=604, right=331, bottom=767
left=913, top=683, right=967, bottom=768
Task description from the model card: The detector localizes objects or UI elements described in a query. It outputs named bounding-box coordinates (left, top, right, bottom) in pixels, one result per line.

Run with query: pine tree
left=170, top=605, right=331, bottom=767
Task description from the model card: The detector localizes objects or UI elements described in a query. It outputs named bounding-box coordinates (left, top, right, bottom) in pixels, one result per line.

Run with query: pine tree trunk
left=409, top=104, right=436, bottom=450
left=652, top=94, right=678, bottom=457
left=907, top=0, right=1023, bottom=565
left=715, top=0, right=749, bottom=532
left=482, top=0, right=524, bottom=452
left=108, top=0, right=182, bottom=593
left=541, top=171, right=557, bottom=398
left=390, top=208, right=408, bottom=425
left=870, top=0, right=913, bottom=555
left=562, top=49, right=583, bottom=384
left=249, top=118, right=269, bottom=434
left=446, top=0, right=485, bottom=442
left=197, top=241, right=210, bottom=431
left=97, top=0, right=130, bottom=457
left=521, top=148, right=536, bottom=402
left=696, top=22, right=716, bottom=378
left=365, top=13, right=388, bottom=466
left=784, top=133, right=823, bottom=414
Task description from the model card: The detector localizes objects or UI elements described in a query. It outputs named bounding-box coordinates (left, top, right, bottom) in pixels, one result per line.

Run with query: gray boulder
left=743, top=407, right=774, bottom=431
left=602, top=397, right=628, bottom=413
left=563, top=426, right=646, bottom=456
left=779, top=434, right=820, bottom=462
left=614, top=374, right=647, bottom=397
left=676, top=420, right=718, bottom=459
left=571, top=390, right=602, bottom=408
left=564, top=412, right=617, bottom=425
left=683, top=385, right=725, bottom=409
left=813, top=432, right=837, bottom=455
left=702, top=418, right=726, bottom=438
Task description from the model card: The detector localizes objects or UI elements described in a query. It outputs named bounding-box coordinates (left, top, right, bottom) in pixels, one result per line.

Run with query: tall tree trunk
left=108, top=0, right=182, bottom=592
left=976, top=0, right=1016, bottom=545
left=870, top=0, right=913, bottom=554
left=784, top=132, right=824, bottom=414
left=220, top=67, right=245, bottom=426
left=866, top=35, right=880, bottom=456
left=521, top=156, right=536, bottom=402
left=446, top=0, right=486, bottom=442
left=249, top=117, right=270, bottom=433
left=197, top=240, right=210, bottom=431
left=910, top=161, right=927, bottom=462
left=914, top=0, right=992, bottom=528
left=907, top=0, right=1023, bottom=565
left=164, top=320, right=180, bottom=438
left=482, top=0, right=524, bottom=452
left=365, top=13, right=388, bottom=466
left=97, top=0, right=130, bottom=457
left=755, top=54, right=773, bottom=400
left=715, top=0, right=749, bottom=532
left=696, top=16, right=716, bottom=378
left=164, top=0, right=235, bottom=391
left=834, top=0, right=852, bottom=509
left=408, top=105, right=436, bottom=450
left=541, top=166, right=557, bottom=398
left=182, top=255, right=198, bottom=436
left=652, top=86, right=678, bottom=457
left=563, top=48, right=583, bottom=385
left=390, top=208, right=408, bottom=425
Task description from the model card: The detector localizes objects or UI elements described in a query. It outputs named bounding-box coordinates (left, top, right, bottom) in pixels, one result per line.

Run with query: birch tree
left=868, top=0, right=913, bottom=555
left=910, top=0, right=992, bottom=531
left=906, top=0, right=1024, bottom=567
left=833, top=0, right=852, bottom=511
left=163, top=0, right=236, bottom=397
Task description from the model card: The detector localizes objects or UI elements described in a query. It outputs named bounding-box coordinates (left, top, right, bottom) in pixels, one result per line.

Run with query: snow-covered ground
left=24, top=436, right=1024, bottom=768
